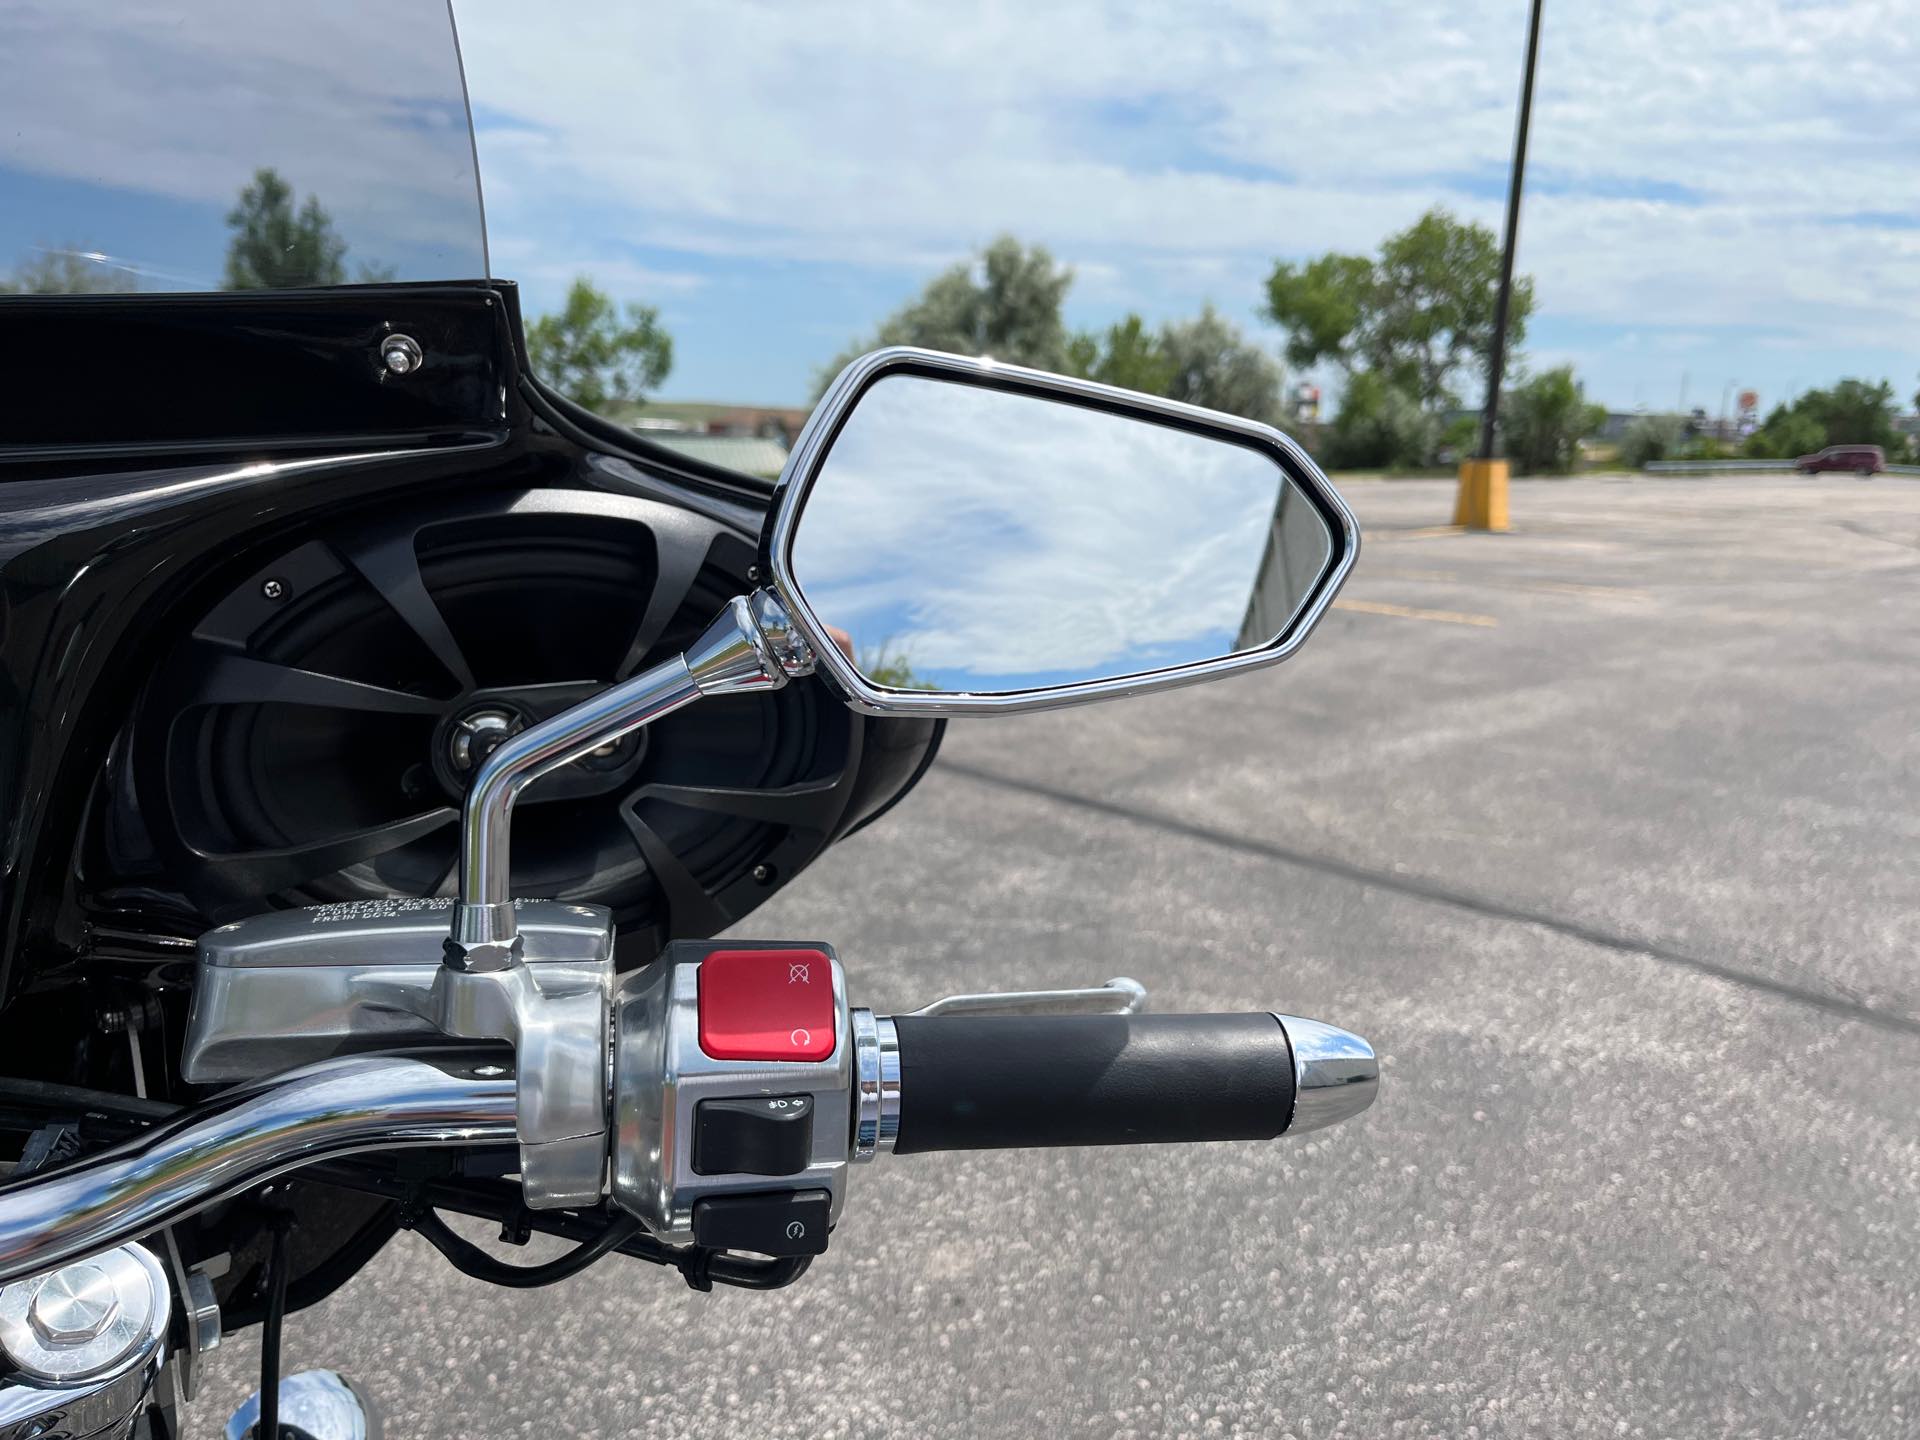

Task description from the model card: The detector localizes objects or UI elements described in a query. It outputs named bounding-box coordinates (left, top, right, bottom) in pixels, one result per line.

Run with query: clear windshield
left=0, top=0, right=487, bottom=294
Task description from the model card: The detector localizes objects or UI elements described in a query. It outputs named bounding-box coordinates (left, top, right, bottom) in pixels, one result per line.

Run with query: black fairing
left=0, top=282, right=941, bottom=1015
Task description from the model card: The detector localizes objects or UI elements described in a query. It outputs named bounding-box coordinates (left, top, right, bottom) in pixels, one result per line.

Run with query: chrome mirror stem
left=444, top=592, right=814, bottom=970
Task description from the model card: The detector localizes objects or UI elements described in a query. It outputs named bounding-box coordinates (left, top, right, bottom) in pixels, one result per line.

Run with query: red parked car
left=1797, top=444, right=1884, bottom=475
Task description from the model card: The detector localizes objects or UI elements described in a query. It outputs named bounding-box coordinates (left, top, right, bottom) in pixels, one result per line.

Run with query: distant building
left=629, top=400, right=813, bottom=479
left=643, top=432, right=790, bottom=480
left=705, top=405, right=812, bottom=445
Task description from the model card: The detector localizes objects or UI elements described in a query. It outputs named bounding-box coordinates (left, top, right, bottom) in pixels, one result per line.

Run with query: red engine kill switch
left=697, top=948, right=836, bottom=1062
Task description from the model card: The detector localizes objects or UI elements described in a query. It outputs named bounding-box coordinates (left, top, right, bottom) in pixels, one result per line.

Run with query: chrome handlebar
left=0, top=1055, right=516, bottom=1287
left=0, top=964, right=1378, bottom=1288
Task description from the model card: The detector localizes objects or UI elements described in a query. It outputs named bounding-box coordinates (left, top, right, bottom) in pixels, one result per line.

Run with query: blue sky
left=449, top=0, right=1920, bottom=415
left=4, top=2, right=1915, bottom=419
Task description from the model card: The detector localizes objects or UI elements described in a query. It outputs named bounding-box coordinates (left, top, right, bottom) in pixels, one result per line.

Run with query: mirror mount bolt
left=380, top=333, right=423, bottom=376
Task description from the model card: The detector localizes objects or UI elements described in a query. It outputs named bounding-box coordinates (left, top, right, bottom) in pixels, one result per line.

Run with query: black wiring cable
left=257, top=1211, right=292, bottom=1440
left=408, top=1206, right=645, bottom=1289
left=222, top=1197, right=401, bottom=1331
left=0, top=1077, right=177, bottom=1122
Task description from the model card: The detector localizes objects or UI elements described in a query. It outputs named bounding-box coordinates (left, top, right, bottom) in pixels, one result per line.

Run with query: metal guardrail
left=1643, top=460, right=1920, bottom=476
left=1643, top=460, right=1793, bottom=473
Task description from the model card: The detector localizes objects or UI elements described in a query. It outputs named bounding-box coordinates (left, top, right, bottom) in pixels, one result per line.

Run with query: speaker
left=114, top=487, right=866, bottom=962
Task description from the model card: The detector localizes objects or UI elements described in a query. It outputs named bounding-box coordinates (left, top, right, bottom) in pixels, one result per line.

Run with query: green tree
left=1502, top=366, right=1606, bottom=475
left=1741, top=409, right=1822, bottom=461
left=1323, top=371, right=1439, bottom=470
left=816, top=236, right=1072, bottom=395
left=858, top=640, right=934, bottom=691
left=525, top=277, right=674, bottom=414
left=1065, top=313, right=1175, bottom=397
left=222, top=168, right=347, bottom=289
left=0, top=249, right=139, bottom=294
left=1264, top=207, right=1532, bottom=414
left=1619, top=415, right=1685, bottom=469
left=1066, top=307, right=1284, bottom=422
left=1157, top=305, right=1285, bottom=424
left=1744, top=378, right=1899, bottom=460
left=1792, top=378, right=1899, bottom=450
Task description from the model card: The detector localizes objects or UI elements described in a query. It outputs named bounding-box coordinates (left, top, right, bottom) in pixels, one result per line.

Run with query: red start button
left=697, top=949, right=836, bottom=1062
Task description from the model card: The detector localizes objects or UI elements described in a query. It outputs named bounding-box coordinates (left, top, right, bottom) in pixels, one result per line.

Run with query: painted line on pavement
left=939, top=761, right=1920, bottom=1042
left=1333, top=597, right=1500, bottom=627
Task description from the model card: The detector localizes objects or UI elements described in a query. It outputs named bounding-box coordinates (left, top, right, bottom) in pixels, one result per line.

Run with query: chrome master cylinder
left=182, top=896, right=616, bottom=1208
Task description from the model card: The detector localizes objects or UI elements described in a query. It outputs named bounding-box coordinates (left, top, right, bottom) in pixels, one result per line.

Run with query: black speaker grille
left=119, top=487, right=862, bottom=961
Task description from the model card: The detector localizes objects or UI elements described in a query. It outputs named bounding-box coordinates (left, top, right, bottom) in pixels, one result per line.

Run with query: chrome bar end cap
left=0, top=1243, right=169, bottom=1385
left=1274, top=1014, right=1379, bottom=1135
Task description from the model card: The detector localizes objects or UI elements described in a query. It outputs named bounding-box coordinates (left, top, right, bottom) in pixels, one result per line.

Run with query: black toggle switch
left=693, top=1094, right=814, bottom=1176
left=692, top=1189, right=831, bottom=1256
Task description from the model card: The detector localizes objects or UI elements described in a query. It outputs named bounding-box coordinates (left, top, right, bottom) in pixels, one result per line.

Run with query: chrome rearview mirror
left=765, top=348, right=1357, bottom=715
left=440, top=348, right=1356, bottom=968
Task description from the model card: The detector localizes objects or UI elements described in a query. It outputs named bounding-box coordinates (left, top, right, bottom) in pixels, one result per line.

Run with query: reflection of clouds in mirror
left=791, top=376, right=1329, bottom=693
left=0, top=0, right=484, bottom=290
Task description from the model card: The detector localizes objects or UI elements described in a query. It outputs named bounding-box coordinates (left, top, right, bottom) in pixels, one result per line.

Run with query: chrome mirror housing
left=434, top=349, right=1357, bottom=973
left=763, top=347, right=1358, bottom=716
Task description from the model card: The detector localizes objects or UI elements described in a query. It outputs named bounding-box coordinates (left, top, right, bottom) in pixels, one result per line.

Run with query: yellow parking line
left=1370, top=525, right=1468, bottom=542
left=1367, top=567, right=1654, bottom=603
left=1333, top=597, right=1500, bottom=628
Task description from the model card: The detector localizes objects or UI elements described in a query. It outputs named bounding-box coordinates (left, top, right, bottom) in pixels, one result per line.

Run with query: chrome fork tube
left=0, top=1056, right=516, bottom=1286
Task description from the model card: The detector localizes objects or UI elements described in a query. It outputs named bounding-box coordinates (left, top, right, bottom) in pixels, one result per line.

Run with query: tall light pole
left=1456, top=0, right=1545, bottom=529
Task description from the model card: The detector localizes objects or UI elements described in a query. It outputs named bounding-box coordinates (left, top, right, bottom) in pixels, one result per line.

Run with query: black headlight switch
left=693, top=1094, right=815, bottom=1176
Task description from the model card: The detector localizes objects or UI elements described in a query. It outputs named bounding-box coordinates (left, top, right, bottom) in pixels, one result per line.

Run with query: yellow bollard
left=1452, top=459, right=1511, bottom=532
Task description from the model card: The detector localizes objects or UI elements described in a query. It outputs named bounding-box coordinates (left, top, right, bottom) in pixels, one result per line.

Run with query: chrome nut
left=441, top=937, right=522, bottom=973
left=30, top=1263, right=121, bottom=1345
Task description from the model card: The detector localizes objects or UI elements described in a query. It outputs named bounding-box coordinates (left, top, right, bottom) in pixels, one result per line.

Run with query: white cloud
left=10, top=0, right=1906, bottom=402
left=450, top=0, right=1918, bottom=389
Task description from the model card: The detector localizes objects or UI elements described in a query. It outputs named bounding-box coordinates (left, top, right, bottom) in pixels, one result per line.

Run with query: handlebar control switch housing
left=612, top=940, right=854, bottom=1250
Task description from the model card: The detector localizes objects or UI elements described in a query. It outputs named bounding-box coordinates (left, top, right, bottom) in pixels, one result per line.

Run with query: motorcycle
left=0, top=9, right=1374, bottom=1437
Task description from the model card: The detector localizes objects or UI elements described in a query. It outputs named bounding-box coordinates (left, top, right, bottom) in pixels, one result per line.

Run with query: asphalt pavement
left=197, top=473, right=1920, bottom=1439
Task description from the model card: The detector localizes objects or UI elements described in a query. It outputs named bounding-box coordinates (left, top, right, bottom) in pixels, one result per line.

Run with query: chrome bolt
left=380, top=333, right=424, bottom=376
left=751, top=864, right=773, bottom=884
left=29, top=1264, right=121, bottom=1347
left=449, top=709, right=519, bottom=774
left=745, top=565, right=761, bottom=582
left=261, top=578, right=288, bottom=601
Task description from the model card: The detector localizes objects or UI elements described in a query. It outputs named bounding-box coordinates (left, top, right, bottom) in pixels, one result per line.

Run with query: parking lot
left=200, top=473, right=1920, bottom=1439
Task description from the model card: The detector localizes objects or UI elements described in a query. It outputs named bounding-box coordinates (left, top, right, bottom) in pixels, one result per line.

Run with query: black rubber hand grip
left=889, top=1013, right=1295, bottom=1155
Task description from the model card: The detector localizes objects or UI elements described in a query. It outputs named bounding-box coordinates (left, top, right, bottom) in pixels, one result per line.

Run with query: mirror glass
left=788, top=374, right=1334, bottom=696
